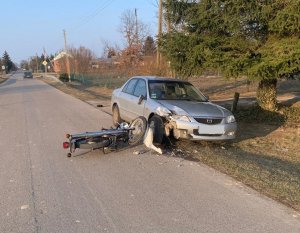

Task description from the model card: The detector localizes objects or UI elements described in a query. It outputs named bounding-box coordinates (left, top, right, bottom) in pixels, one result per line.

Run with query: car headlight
left=172, top=115, right=191, bottom=122
left=226, top=115, right=236, bottom=123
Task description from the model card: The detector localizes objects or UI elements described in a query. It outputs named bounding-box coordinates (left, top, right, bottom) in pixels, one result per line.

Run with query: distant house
left=53, top=51, right=72, bottom=73
left=89, top=57, right=121, bottom=70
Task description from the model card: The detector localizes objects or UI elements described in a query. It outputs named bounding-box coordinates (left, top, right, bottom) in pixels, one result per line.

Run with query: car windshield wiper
left=181, top=98, right=208, bottom=102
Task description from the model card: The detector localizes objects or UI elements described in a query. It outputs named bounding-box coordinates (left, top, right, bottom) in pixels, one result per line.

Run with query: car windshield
left=24, top=71, right=32, bottom=75
left=148, top=80, right=207, bottom=101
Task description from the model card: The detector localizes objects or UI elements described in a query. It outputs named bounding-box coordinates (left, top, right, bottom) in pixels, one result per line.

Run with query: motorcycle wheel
left=128, top=116, right=147, bottom=146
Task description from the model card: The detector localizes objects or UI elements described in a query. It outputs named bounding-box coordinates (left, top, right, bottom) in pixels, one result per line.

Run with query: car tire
left=112, top=105, right=122, bottom=126
left=149, top=115, right=165, bottom=144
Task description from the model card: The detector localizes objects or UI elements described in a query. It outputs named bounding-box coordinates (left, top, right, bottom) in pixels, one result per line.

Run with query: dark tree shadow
left=0, top=78, right=16, bottom=87
left=279, top=95, right=300, bottom=107
left=232, top=105, right=286, bottom=142
left=0, top=83, right=52, bottom=95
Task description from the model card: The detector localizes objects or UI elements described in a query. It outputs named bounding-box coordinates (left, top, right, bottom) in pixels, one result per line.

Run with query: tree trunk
left=256, top=79, right=278, bottom=111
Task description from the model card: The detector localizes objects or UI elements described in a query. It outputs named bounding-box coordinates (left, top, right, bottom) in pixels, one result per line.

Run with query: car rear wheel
left=149, top=115, right=165, bottom=144
left=112, top=105, right=122, bottom=126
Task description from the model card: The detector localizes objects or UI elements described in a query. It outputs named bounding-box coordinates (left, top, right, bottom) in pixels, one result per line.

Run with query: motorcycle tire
left=128, top=116, right=147, bottom=146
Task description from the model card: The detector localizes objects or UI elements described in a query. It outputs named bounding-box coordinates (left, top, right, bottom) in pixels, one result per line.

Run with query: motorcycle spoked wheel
left=128, top=116, right=147, bottom=146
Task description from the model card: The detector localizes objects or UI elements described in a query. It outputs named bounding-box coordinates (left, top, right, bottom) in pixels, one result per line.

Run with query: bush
left=59, top=73, right=69, bottom=82
left=235, top=105, right=284, bottom=125
left=235, top=105, right=300, bottom=126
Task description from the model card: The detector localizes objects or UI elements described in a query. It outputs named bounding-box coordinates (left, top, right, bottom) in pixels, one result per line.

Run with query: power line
left=69, top=0, right=116, bottom=32
left=146, top=0, right=158, bottom=8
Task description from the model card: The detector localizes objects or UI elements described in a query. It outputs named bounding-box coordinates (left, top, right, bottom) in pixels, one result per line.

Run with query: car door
left=117, top=78, right=138, bottom=121
left=131, top=79, right=147, bottom=119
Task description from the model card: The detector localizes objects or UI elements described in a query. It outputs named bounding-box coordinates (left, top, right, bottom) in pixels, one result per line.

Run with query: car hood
left=157, top=100, right=230, bottom=118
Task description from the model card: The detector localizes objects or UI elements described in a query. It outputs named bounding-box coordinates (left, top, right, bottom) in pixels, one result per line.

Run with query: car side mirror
left=138, top=95, right=145, bottom=105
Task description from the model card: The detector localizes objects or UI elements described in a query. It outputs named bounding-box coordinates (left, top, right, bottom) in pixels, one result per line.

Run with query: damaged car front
left=148, top=79, right=237, bottom=141
left=156, top=104, right=237, bottom=141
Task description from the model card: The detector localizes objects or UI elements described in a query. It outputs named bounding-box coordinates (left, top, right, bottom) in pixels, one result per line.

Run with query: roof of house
left=53, top=51, right=72, bottom=61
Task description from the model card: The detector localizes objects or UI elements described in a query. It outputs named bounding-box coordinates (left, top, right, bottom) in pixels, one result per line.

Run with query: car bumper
left=172, top=119, right=237, bottom=141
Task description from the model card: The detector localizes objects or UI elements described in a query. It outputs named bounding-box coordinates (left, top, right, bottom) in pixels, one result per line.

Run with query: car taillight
left=63, top=142, right=70, bottom=149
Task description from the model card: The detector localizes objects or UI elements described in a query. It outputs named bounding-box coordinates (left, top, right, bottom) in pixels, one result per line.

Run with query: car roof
left=131, top=76, right=187, bottom=82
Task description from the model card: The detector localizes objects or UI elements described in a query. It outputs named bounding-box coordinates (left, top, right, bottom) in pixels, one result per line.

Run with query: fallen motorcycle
left=63, top=116, right=147, bottom=157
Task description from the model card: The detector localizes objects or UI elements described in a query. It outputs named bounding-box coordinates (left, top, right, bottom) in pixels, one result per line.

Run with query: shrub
left=59, top=73, right=69, bottom=82
left=235, top=105, right=300, bottom=126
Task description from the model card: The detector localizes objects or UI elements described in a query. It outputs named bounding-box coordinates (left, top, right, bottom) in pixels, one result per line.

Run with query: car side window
left=133, top=80, right=147, bottom=98
left=122, top=79, right=138, bottom=95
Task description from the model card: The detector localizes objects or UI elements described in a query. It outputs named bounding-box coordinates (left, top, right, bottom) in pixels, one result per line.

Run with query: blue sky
left=0, top=0, right=158, bottom=63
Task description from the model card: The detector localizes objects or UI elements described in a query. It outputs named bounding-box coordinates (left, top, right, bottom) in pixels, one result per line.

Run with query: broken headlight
left=172, top=115, right=191, bottom=122
left=226, top=115, right=236, bottom=123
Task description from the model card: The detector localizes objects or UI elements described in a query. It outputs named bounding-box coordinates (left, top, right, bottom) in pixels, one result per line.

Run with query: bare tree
left=20, top=60, right=29, bottom=70
left=69, top=46, right=95, bottom=74
left=101, top=40, right=120, bottom=59
left=119, top=9, right=150, bottom=58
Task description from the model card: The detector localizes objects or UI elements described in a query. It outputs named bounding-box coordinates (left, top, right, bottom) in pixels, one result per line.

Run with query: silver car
left=111, top=76, right=237, bottom=143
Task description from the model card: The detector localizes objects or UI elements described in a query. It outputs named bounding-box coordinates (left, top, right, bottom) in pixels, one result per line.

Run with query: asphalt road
left=0, top=72, right=299, bottom=233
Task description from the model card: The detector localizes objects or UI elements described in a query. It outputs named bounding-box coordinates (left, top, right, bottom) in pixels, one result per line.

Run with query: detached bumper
left=171, top=119, right=237, bottom=141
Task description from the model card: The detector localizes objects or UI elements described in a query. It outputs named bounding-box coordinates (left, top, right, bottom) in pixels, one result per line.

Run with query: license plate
left=198, top=125, right=225, bottom=134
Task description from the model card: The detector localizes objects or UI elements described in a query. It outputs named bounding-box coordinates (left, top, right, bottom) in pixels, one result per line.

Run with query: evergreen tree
left=143, top=36, right=156, bottom=56
left=161, top=0, right=300, bottom=111
left=2, top=51, right=13, bottom=73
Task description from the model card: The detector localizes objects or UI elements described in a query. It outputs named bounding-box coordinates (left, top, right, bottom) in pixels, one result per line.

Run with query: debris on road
left=20, top=205, right=29, bottom=210
left=133, top=149, right=149, bottom=155
left=143, top=126, right=163, bottom=154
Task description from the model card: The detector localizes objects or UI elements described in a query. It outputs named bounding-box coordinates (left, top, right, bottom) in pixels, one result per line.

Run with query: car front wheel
left=149, top=115, right=165, bottom=144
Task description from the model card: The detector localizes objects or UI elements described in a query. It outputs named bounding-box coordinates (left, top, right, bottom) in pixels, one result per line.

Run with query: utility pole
left=134, top=8, right=139, bottom=57
left=135, top=8, right=138, bottom=45
left=157, top=0, right=163, bottom=67
left=36, top=53, right=39, bottom=73
left=63, top=29, right=71, bottom=82
left=43, top=47, right=47, bottom=74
